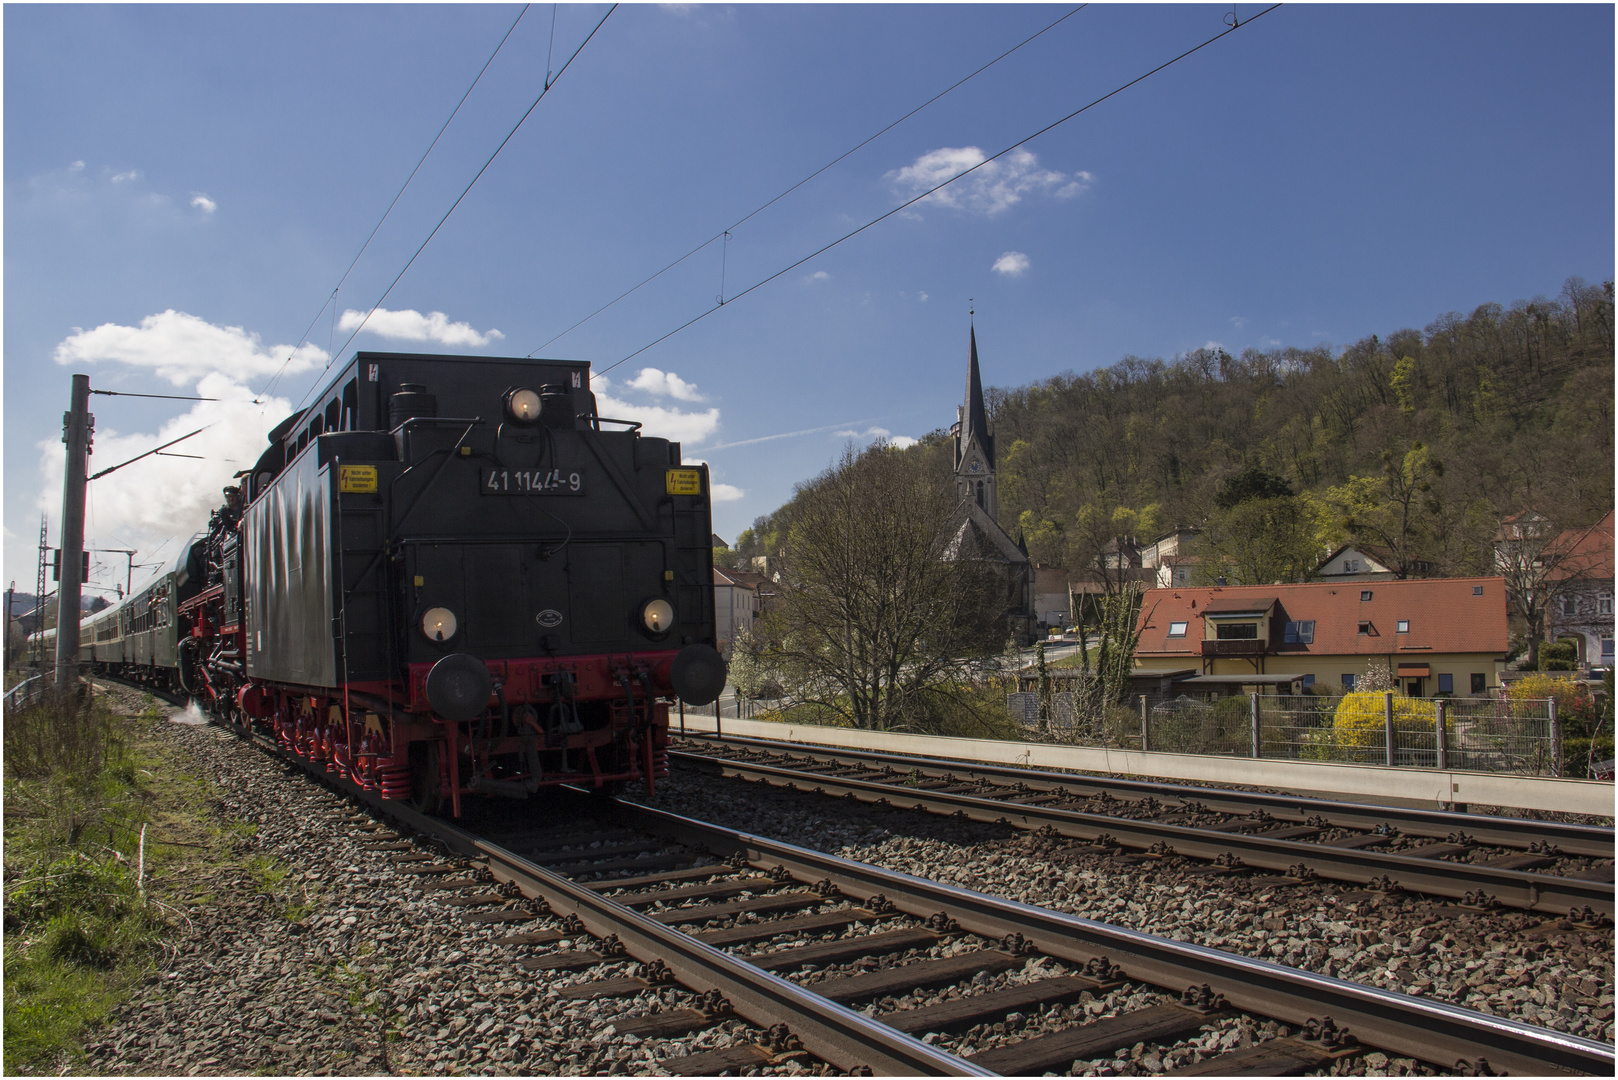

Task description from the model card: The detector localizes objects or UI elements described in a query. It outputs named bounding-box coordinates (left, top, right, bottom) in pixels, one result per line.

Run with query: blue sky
left=5, top=3, right=1613, bottom=594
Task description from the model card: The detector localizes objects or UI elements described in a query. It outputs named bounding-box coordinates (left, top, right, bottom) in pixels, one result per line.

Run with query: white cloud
left=624, top=367, right=704, bottom=401
left=1203, top=340, right=1225, bottom=351
left=593, top=389, right=720, bottom=446
left=992, top=251, right=1030, bottom=277
left=1262, top=337, right=1282, bottom=347
left=69, top=160, right=85, bottom=172
left=53, top=309, right=328, bottom=387
left=806, top=270, right=830, bottom=283
left=591, top=366, right=719, bottom=444
left=834, top=426, right=915, bottom=448
left=110, top=169, right=140, bottom=183
left=919, top=291, right=929, bottom=303
left=1229, top=316, right=1248, bottom=330
left=190, top=193, right=217, bottom=214
left=337, top=307, right=504, bottom=347
left=887, top=147, right=1088, bottom=216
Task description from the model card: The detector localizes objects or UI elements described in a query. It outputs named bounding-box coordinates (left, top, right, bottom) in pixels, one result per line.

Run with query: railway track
left=207, top=724, right=1611, bottom=1072
left=672, top=734, right=1616, bottom=918
left=92, top=679, right=1613, bottom=1074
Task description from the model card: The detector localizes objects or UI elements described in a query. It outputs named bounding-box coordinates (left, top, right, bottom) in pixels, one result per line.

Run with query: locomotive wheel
left=408, top=743, right=443, bottom=816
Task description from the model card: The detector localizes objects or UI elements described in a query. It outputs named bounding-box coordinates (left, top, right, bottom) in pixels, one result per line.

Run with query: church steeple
left=952, top=324, right=997, bottom=519
left=960, top=325, right=992, bottom=469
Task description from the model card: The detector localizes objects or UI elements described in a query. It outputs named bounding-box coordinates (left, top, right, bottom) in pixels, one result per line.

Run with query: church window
left=975, top=480, right=984, bottom=508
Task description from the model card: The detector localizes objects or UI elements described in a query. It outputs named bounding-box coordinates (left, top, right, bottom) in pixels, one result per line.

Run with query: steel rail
left=609, top=799, right=1616, bottom=1077
left=678, top=752, right=1613, bottom=917
left=225, top=723, right=989, bottom=1077
left=677, top=733, right=1615, bottom=857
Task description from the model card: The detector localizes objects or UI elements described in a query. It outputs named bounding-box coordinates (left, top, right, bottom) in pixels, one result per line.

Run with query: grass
left=3, top=686, right=165, bottom=1073
left=1, top=680, right=275, bottom=1074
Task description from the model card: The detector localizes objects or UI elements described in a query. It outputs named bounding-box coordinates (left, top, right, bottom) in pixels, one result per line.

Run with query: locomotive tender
left=55, top=351, right=728, bottom=815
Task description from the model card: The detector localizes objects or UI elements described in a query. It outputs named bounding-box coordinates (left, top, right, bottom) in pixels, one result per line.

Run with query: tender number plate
left=480, top=468, right=584, bottom=495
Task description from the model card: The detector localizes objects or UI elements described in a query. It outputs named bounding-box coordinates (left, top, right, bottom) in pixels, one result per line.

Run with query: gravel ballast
left=77, top=691, right=1612, bottom=1077
left=638, top=767, right=1617, bottom=1050
left=81, top=699, right=828, bottom=1077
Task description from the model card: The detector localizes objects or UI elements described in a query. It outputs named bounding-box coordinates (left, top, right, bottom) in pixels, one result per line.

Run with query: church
left=946, top=326, right=1036, bottom=644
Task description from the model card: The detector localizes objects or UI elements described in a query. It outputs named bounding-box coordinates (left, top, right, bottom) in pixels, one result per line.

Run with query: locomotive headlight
left=506, top=388, right=541, bottom=423
left=641, top=598, right=674, bottom=634
left=421, top=607, right=458, bottom=642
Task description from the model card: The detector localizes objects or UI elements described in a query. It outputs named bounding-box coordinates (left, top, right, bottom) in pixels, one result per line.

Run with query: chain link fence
left=1008, top=689, right=1567, bottom=777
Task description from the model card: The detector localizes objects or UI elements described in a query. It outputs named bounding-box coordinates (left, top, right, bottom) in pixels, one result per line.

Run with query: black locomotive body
left=82, top=351, right=726, bottom=815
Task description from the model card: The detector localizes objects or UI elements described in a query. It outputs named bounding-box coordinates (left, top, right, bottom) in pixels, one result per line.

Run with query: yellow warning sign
left=665, top=468, right=703, bottom=496
left=339, top=465, right=378, bottom=493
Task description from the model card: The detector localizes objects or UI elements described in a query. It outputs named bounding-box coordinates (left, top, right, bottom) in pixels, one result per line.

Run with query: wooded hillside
left=991, top=277, right=1614, bottom=579
left=728, top=277, right=1613, bottom=583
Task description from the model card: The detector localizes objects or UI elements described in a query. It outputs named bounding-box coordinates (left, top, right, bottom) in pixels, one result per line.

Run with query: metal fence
left=3, top=673, right=47, bottom=712
left=1008, top=690, right=1567, bottom=777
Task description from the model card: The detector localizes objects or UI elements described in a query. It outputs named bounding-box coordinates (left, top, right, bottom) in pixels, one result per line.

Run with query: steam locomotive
left=48, top=351, right=728, bottom=815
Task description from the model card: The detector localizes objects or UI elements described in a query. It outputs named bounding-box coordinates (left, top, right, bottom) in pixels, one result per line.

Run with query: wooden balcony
left=1200, top=639, right=1267, bottom=658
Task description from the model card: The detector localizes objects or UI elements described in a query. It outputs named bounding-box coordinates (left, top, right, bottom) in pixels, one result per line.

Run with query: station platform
left=675, top=713, right=1615, bottom=818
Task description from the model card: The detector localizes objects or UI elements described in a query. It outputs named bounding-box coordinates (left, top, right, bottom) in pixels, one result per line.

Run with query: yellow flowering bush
left=1332, top=691, right=1438, bottom=752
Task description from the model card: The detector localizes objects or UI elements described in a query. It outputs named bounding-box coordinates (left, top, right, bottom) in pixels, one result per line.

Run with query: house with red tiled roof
left=1544, top=511, right=1615, bottom=669
left=1134, top=577, right=1509, bottom=697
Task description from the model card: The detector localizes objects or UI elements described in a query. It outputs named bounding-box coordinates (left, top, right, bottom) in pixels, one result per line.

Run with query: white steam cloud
left=40, top=312, right=321, bottom=587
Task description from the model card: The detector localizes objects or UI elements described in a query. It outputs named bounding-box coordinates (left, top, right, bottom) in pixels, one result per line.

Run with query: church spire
left=962, top=325, right=992, bottom=469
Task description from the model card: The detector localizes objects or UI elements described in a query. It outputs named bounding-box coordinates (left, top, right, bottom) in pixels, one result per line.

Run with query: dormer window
left=1358, top=621, right=1374, bottom=635
left=1343, top=559, right=1359, bottom=573
left=1397, top=620, right=1410, bottom=633
left=1360, top=590, right=1373, bottom=601
left=1283, top=620, right=1315, bottom=644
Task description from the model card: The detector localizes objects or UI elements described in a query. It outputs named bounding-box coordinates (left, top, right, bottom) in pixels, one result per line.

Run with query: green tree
left=1195, top=493, right=1326, bottom=585
left=1215, top=466, right=1293, bottom=509
left=1325, top=441, right=1445, bottom=577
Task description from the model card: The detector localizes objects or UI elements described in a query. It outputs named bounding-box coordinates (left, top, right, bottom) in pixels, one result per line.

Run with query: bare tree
left=767, top=442, right=1006, bottom=731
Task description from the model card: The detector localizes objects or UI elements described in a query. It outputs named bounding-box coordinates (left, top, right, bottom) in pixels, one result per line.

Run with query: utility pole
left=4, top=581, right=13, bottom=672
left=54, top=374, right=92, bottom=688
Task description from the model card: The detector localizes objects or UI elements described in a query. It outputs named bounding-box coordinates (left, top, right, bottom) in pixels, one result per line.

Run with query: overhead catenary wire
left=291, top=3, right=618, bottom=414
left=527, top=4, right=1088, bottom=359
left=595, top=4, right=1282, bottom=381
left=256, top=4, right=533, bottom=404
